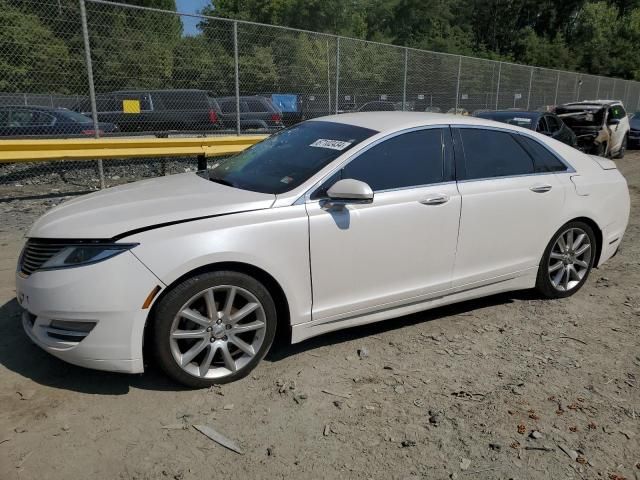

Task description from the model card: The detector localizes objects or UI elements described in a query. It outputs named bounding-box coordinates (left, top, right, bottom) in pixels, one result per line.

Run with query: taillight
left=271, top=113, right=281, bottom=123
left=209, top=109, right=218, bottom=124
left=81, top=129, right=103, bottom=136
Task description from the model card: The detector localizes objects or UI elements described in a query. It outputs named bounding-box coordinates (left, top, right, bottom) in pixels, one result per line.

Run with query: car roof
left=0, top=105, right=67, bottom=112
left=310, top=111, right=515, bottom=133
left=111, top=89, right=208, bottom=94
left=562, top=100, right=622, bottom=107
left=476, top=110, right=542, bottom=119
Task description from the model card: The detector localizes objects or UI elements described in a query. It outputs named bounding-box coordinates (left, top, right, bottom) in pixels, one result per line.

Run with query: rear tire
left=535, top=221, right=597, bottom=299
left=152, top=271, right=277, bottom=388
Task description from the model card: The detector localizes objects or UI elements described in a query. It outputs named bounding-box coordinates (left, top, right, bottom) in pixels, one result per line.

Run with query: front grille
left=19, top=240, right=67, bottom=276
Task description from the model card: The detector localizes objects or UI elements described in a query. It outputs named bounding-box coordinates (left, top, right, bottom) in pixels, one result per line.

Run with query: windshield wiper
left=209, top=177, right=237, bottom=188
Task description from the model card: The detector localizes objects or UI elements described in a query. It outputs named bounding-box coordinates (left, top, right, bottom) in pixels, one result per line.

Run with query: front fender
left=125, top=205, right=312, bottom=326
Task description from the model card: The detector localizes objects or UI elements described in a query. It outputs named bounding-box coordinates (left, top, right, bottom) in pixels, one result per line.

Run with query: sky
left=175, top=0, right=211, bottom=36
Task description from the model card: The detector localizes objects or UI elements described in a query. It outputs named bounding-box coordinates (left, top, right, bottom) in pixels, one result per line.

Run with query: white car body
left=16, top=112, right=630, bottom=375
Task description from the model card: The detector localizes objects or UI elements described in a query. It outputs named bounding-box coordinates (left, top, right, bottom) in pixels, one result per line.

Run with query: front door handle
left=530, top=184, right=552, bottom=193
left=419, top=194, right=450, bottom=205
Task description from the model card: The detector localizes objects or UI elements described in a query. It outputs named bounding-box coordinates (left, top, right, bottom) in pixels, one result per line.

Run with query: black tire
left=535, top=221, right=597, bottom=299
left=152, top=271, right=277, bottom=388
left=594, top=142, right=608, bottom=157
left=613, top=134, right=627, bottom=159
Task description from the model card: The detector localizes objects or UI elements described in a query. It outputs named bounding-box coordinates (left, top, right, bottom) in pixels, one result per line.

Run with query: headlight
left=41, top=243, right=138, bottom=270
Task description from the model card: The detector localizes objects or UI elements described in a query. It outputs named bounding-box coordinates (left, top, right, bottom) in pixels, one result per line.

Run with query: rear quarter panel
left=555, top=144, right=630, bottom=265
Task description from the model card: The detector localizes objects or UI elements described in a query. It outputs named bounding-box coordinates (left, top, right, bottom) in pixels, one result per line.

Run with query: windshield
left=206, top=121, right=377, bottom=194
left=555, top=106, right=605, bottom=128
left=475, top=112, right=536, bottom=129
left=59, top=109, right=93, bottom=124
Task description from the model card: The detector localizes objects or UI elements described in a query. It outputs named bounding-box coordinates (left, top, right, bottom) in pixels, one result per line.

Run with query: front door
left=306, top=127, right=461, bottom=323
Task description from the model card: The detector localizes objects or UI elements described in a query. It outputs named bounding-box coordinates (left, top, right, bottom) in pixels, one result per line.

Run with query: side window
left=609, top=105, right=626, bottom=120
left=536, top=116, right=549, bottom=133
left=310, top=128, right=447, bottom=199
left=457, top=128, right=534, bottom=180
left=546, top=115, right=561, bottom=132
left=341, top=129, right=446, bottom=191
left=245, top=100, right=270, bottom=113
left=10, top=110, right=35, bottom=126
left=219, top=101, right=235, bottom=114
left=0, top=110, right=10, bottom=127
left=517, top=136, right=568, bottom=173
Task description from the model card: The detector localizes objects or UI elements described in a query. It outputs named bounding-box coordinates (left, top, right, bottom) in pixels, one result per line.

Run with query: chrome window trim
left=300, top=124, right=451, bottom=204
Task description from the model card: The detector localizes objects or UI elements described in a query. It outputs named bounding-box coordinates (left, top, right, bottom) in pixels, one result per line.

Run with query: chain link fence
left=1, top=0, right=640, bottom=198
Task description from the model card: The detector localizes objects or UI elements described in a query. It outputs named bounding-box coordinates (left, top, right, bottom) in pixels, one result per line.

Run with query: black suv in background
left=74, top=89, right=223, bottom=135
left=0, top=105, right=118, bottom=137
left=215, top=96, right=284, bottom=131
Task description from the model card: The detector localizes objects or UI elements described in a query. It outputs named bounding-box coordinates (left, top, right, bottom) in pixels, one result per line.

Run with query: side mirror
left=608, top=117, right=621, bottom=125
left=325, top=179, right=374, bottom=207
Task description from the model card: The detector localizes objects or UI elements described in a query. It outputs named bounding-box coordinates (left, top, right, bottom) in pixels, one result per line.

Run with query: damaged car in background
left=555, top=100, right=630, bottom=158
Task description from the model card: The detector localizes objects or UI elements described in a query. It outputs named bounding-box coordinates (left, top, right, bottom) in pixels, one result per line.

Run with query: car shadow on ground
left=0, top=290, right=538, bottom=394
left=0, top=298, right=186, bottom=395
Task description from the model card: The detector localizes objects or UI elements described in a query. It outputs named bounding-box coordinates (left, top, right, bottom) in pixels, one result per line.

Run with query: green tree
left=0, top=0, right=74, bottom=93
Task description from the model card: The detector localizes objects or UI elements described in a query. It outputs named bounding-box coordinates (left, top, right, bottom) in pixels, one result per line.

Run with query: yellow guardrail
left=0, top=135, right=267, bottom=163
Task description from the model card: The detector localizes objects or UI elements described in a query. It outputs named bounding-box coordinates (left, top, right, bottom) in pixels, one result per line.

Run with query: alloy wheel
left=169, top=285, right=267, bottom=379
left=547, top=227, right=592, bottom=292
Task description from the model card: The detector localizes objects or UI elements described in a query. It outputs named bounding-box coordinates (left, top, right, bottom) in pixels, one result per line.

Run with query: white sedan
left=16, top=112, right=630, bottom=387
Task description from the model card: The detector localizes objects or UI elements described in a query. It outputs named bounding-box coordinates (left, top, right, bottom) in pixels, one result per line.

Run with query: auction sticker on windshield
left=310, top=139, right=353, bottom=150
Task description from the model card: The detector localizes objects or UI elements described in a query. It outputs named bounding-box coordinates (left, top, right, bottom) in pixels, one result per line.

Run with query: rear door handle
left=530, top=184, right=552, bottom=193
left=419, top=194, right=450, bottom=205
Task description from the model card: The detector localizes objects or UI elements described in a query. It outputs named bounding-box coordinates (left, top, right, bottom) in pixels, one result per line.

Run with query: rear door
left=452, top=127, right=567, bottom=287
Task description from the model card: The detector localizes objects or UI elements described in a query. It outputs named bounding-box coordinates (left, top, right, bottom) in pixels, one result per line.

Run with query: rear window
left=243, top=99, right=271, bottom=113
left=205, top=121, right=377, bottom=194
left=58, top=109, right=92, bottom=124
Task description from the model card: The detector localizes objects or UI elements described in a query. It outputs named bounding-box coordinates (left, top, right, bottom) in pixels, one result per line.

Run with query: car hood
left=28, top=173, right=275, bottom=239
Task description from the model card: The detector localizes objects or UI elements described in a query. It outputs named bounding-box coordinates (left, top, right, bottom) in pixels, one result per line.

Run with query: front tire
left=152, top=271, right=277, bottom=388
left=535, top=221, right=596, bottom=299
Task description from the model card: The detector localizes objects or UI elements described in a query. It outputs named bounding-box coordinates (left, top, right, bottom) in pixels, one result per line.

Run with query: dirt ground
left=0, top=153, right=639, bottom=480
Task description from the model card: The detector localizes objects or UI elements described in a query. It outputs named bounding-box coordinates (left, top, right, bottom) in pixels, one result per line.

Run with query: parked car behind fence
left=0, top=105, right=118, bottom=138
left=215, top=96, right=284, bottom=132
left=473, top=110, right=577, bottom=147
left=554, top=100, right=630, bottom=158
left=74, top=89, right=223, bottom=135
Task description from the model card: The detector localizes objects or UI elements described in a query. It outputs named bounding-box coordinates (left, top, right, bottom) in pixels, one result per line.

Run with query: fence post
left=494, top=62, right=501, bottom=110
left=402, top=48, right=408, bottom=111
left=526, top=67, right=534, bottom=110
left=326, top=40, right=331, bottom=114
left=596, top=77, right=601, bottom=99
left=554, top=72, right=560, bottom=106
left=455, top=56, right=461, bottom=112
left=79, top=0, right=104, bottom=189
left=233, top=21, right=241, bottom=136
left=335, top=37, right=340, bottom=114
